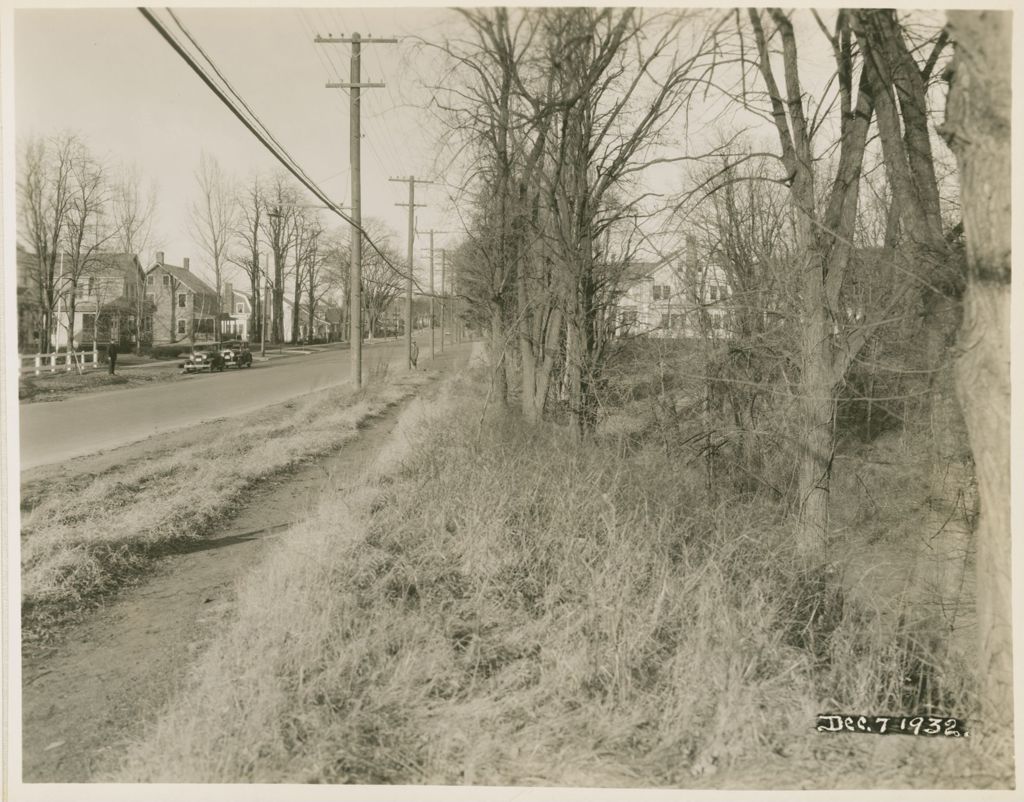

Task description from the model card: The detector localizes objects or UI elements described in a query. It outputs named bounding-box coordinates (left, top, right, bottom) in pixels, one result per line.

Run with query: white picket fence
left=20, top=349, right=101, bottom=376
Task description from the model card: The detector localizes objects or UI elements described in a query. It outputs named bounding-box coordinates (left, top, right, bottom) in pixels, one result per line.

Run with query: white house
left=219, top=281, right=342, bottom=344
left=616, top=253, right=732, bottom=339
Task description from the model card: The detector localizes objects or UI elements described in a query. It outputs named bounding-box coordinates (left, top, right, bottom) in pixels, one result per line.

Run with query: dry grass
left=20, top=372, right=433, bottom=641
left=19, top=366, right=180, bottom=403
left=111, top=369, right=1010, bottom=788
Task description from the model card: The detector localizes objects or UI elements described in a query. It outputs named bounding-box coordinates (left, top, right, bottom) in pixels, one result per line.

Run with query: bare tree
left=299, top=219, right=333, bottom=342
left=111, top=164, right=158, bottom=352
left=743, top=9, right=879, bottom=559
left=61, top=142, right=114, bottom=356
left=290, top=211, right=321, bottom=343
left=19, top=133, right=77, bottom=353
left=259, top=173, right=299, bottom=343
left=441, top=8, right=712, bottom=426
left=232, top=177, right=265, bottom=342
left=350, top=220, right=402, bottom=339
left=942, top=8, right=1012, bottom=733
left=190, top=152, right=238, bottom=336
left=537, top=8, right=709, bottom=435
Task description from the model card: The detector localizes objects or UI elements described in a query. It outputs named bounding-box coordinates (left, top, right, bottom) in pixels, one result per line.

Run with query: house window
left=658, top=313, right=669, bottom=329
left=146, top=293, right=154, bottom=305
left=652, top=285, right=671, bottom=301
left=709, top=285, right=719, bottom=302
left=178, top=293, right=187, bottom=308
left=147, top=274, right=154, bottom=286
left=82, top=313, right=96, bottom=332
left=237, top=303, right=244, bottom=313
left=177, top=319, right=186, bottom=334
left=162, top=275, right=170, bottom=287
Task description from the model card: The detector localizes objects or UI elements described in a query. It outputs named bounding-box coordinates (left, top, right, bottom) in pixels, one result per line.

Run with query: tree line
left=18, top=139, right=414, bottom=351
left=437, top=7, right=1009, bottom=731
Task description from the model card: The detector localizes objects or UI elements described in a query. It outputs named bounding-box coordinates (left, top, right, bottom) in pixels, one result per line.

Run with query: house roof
left=101, top=295, right=151, bottom=313
left=147, top=262, right=219, bottom=297
left=90, top=252, right=143, bottom=279
left=621, top=255, right=681, bottom=283
left=18, top=248, right=144, bottom=287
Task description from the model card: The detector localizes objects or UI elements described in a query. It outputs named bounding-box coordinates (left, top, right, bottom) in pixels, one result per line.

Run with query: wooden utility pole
left=390, top=176, right=431, bottom=369
left=440, top=248, right=447, bottom=353
left=316, top=31, right=395, bottom=387
left=421, top=229, right=457, bottom=360
left=428, top=230, right=435, bottom=360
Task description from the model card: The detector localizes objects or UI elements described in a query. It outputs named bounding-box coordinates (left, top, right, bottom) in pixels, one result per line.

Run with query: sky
left=15, top=6, right=464, bottom=288
left=13, top=6, right=947, bottom=291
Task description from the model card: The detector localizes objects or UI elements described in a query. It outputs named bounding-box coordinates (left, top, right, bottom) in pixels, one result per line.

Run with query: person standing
left=107, top=340, right=119, bottom=375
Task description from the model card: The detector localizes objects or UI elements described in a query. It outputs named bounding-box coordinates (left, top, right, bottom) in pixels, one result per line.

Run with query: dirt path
left=20, top=395, right=418, bottom=782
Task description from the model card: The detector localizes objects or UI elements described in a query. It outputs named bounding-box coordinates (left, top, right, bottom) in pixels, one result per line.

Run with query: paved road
left=20, top=336, right=464, bottom=471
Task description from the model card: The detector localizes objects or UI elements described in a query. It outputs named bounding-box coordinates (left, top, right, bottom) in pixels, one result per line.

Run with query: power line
left=138, top=7, right=408, bottom=284
left=166, top=9, right=296, bottom=172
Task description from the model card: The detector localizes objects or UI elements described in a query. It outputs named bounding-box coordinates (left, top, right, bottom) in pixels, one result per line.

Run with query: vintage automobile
left=180, top=344, right=226, bottom=373
left=219, top=340, right=253, bottom=369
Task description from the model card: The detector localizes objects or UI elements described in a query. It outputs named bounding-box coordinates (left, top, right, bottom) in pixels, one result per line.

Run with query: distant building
left=616, top=248, right=732, bottom=339
left=218, top=282, right=342, bottom=344
left=16, top=247, right=152, bottom=352
left=144, top=253, right=220, bottom=345
left=15, top=246, right=44, bottom=352
left=220, top=281, right=253, bottom=340
left=70, top=252, right=153, bottom=350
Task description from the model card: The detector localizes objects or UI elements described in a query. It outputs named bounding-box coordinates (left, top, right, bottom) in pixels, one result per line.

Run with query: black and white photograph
left=1, top=4, right=1016, bottom=800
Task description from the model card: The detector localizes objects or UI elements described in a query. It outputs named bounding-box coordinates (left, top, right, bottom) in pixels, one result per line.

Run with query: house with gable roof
left=615, top=245, right=732, bottom=339
left=16, top=247, right=152, bottom=351
left=144, top=252, right=221, bottom=345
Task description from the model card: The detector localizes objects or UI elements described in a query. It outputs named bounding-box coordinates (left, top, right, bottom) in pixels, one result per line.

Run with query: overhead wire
left=139, top=6, right=428, bottom=290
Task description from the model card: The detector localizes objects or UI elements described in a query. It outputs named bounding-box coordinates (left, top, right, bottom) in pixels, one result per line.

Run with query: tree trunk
left=489, top=303, right=508, bottom=406
left=795, top=311, right=836, bottom=558
left=534, top=308, right=562, bottom=424
left=917, top=291, right=972, bottom=669
left=291, top=271, right=302, bottom=343
left=518, top=269, right=537, bottom=420
left=272, top=254, right=285, bottom=343
left=943, top=9, right=1012, bottom=733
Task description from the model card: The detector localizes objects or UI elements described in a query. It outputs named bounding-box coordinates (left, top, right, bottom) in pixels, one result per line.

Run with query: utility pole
left=420, top=229, right=458, bottom=359
left=428, top=230, right=435, bottom=360
left=440, top=247, right=447, bottom=353
left=317, top=31, right=395, bottom=387
left=389, top=176, right=431, bottom=369
left=261, top=264, right=269, bottom=358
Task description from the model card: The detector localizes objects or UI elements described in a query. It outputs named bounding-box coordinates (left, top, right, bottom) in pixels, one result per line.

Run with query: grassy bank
left=20, top=372, right=433, bottom=641
left=19, top=366, right=180, bottom=403
left=113, top=369, right=1006, bottom=788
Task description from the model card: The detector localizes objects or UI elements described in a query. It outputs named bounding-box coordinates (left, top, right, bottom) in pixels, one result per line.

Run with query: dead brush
left=20, top=374, right=432, bottom=641
left=112, top=377, right=990, bottom=787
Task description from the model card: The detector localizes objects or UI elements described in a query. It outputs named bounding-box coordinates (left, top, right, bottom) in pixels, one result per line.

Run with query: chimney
left=182, top=257, right=190, bottom=271
left=156, top=251, right=164, bottom=265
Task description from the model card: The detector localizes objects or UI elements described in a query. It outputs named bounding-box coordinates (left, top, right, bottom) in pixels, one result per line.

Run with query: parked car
left=180, top=344, right=226, bottom=373
left=219, top=340, right=253, bottom=369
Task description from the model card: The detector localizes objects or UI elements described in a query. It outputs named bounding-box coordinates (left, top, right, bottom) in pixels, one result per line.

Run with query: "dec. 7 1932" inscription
left=816, top=714, right=968, bottom=737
